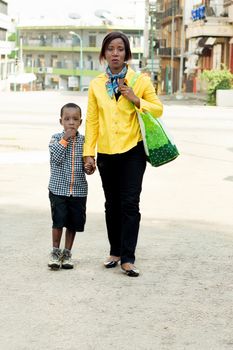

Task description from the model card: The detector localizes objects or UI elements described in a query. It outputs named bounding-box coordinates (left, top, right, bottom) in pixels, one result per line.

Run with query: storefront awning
left=196, top=37, right=207, bottom=47
left=194, top=36, right=216, bottom=55
left=194, top=37, right=208, bottom=55
left=205, top=37, right=216, bottom=46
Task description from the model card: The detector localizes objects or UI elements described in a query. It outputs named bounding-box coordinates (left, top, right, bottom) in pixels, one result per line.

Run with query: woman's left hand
left=118, top=85, right=140, bottom=108
left=83, top=156, right=96, bottom=175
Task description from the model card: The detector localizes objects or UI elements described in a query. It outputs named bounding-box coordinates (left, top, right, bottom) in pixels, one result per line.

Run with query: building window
left=39, top=34, right=47, bottom=46
left=89, top=35, right=96, bottom=47
left=51, top=55, right=58, bottom=67
left=26, top=54, right=32, bottom=67
left=0, top=1, right=7, bottom=15
left=0, top=28, right=6, bottom=41
left=38, top=55, right=45, bottom=67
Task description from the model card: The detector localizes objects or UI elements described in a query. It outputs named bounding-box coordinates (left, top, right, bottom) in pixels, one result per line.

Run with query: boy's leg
left=61, top=229, right=75, bottom=269
left=52, top=228, right=63, bottom=248
left=61, top=196, right=86, bottom=269
left=48, top=228, right=63, bottom=269
left=49, top=191, right=67, bottom=249
left=64, top=228, right=76, bottom=250
left=48, top=191, right=68, bottom=269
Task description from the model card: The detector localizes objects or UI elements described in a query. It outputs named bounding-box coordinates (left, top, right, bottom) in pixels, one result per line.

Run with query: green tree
left=8, top=33, right=16, bottom=42
left=7, top=32, right=18, bottom=59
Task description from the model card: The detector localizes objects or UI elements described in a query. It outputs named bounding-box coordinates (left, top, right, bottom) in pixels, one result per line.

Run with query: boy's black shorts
left=49, top=191, right=87, bottom=232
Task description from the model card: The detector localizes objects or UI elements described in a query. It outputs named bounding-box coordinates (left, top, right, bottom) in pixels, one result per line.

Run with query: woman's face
left=104, top=38, right=126, bottom=73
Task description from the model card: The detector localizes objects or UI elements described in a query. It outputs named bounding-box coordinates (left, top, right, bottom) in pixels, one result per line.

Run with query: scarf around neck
left=105, top=64, right=128, bottom=98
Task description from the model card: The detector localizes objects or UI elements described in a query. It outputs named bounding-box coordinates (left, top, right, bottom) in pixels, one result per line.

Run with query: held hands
left=83, top=156, right=96, bottom=175
left=63, top=128, right=76, bottom=141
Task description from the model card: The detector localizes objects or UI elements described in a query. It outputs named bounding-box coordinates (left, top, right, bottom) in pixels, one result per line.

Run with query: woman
left=83, top=32, right=163, bottom=277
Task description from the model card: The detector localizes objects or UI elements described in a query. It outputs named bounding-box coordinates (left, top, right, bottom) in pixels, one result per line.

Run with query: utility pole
left=143, top=0, right=150, bottom=67
left=170, top=0, right=175, bottom=95
left=69, top=31, right=83, bottom=91
left=19, top=37, right=24, bottom=74
left=19, top=37, right=24, bottom=91
left=178, top=0, right=186, bottom=97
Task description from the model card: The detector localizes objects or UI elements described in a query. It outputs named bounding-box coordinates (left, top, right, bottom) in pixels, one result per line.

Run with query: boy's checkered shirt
left=48, top=131, right=87, bottom=197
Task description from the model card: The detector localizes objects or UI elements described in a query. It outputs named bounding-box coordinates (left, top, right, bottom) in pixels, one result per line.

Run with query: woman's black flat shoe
left=121, top=265, right=140, bottom=277
left=104, top=260, right=118, bottom=268
left=104, top=259, right=120, bottom=268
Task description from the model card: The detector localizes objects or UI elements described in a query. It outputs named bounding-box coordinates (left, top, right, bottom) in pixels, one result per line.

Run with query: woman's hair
left=99, top=31, right=132, bottom=63
left=60, top=103, right=82, bottom=118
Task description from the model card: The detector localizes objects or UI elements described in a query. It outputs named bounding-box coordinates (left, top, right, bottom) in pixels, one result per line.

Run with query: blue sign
left=191, top=5, right=205, bottom=21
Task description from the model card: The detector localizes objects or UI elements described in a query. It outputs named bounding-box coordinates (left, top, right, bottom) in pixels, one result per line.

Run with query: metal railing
left=192, top=4, right=227, bottom=19
left=158, top=47, right=181, bottom=56
left=161, top=6, right=183, bottom=20
left=223, top=0, right=232, bottom=6
left=205, top=5, right=227, bottom=17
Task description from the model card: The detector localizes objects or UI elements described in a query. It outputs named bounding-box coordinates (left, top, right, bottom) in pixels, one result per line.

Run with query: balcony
left=25, top=66, right=102, bottom=77
left=156, top=2, right=164, bottom=13
left=186, top=4, right=233, bottom=39
left=22, top=39, right=143, bottom=53
left=186, top=21, right=233, bottom=38
left=224, top=0, right=233, bottom=6
left=160, top=3, right=183, bottom=25
left=158, top=47, right=181, bottom=57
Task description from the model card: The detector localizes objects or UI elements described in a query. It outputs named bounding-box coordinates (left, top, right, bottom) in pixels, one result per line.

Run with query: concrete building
left=152, top=0, right=233, bottom=94
left=185, top=0, right=233, bottom=92
left=156, top=0, right=185, bottom=94
left=148, top=1, right=162, bottom=93
left=0, top=0, right=14, bottom=91
left=17, top=16, right=144, bottom=90
left=223, top=0, right=233, bottom=72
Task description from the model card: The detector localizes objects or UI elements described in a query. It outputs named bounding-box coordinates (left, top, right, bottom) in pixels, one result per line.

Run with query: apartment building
left=156, top=0, right=185, bottom=94
left=17, top=18, right=144, bottom=90
left=0, top=0, right=14, bottom=90
left=224, top=0, right=233, bottom=72
left=148, top=1, right=162, bottom=92
left=185, top=0, right=233, bottom=91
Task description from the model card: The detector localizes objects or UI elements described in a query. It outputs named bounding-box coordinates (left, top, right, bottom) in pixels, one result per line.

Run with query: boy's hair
left=99, top=31, right=132, bottom=63
left=60, top=103, right=82, bottom=118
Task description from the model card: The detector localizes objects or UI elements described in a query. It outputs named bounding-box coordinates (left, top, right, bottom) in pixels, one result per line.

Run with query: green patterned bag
left=130, top=73, right=179, bottom=167
left=136, top=110, right=179, bottom=167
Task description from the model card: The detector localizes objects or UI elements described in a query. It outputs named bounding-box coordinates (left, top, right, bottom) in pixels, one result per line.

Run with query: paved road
left=0, top=92, right=233, bottom=350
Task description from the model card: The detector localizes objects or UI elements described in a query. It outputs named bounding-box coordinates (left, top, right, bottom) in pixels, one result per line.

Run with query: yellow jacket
left=83, top=66, right=163, bottom=156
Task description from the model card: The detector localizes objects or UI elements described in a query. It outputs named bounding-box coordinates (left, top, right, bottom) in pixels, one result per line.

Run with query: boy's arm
left=49, top=134, right=68, bottom=164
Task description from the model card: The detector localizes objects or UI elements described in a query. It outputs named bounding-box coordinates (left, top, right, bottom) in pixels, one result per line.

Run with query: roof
left=17, top=15, right=143, bottom=30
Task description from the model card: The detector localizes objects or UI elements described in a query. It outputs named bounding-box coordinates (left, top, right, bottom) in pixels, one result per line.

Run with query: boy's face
left=60, top=107, right=82, bottom=131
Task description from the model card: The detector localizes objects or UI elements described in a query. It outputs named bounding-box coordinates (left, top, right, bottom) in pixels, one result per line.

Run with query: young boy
left=48, top=102, right=92, bottom=270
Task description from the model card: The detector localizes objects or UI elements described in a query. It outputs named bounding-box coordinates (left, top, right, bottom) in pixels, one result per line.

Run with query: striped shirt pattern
left=48, top=131, right=87, bottom=197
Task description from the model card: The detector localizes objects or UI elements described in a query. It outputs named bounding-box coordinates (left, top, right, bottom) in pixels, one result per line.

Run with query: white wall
left=216, top=89, right=233, bottom=106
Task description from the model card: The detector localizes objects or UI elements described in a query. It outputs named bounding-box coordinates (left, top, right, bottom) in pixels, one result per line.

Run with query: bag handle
left=129, top=72, right=141, bottom=89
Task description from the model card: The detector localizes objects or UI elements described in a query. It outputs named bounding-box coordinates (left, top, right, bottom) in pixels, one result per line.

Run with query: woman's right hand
left=83, top=156, right=96, bottom=175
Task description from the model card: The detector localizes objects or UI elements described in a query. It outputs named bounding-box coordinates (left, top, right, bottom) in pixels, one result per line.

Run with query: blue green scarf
left=105, top=65, right=128, bottom=98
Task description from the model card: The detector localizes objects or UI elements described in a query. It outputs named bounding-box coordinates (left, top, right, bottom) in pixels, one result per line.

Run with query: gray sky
left=8, top=0, right=144, bottom=22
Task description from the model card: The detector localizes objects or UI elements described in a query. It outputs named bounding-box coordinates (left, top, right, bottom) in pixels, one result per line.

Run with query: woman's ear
left=59, top=118, right=62, bottom=125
